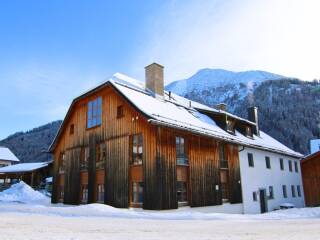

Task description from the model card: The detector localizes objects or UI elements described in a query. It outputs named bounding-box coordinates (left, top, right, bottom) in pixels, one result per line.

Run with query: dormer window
left=226, top=120, right=234, bottom=133
left=246, top=126, right=253, bottom=137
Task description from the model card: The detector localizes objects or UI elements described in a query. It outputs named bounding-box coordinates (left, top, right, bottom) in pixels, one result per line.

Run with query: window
left=132, top=134, right=143, bottom=165
left=280, top=158, right=284, bottom=170
left=246, top=126, right=253, bottom=137
left=177, top=181, right=188, bottom=203
left=265, top=156, right=271, bottom=169
left=269, top=186, right=274, bottom=199
left=289, top=160, right=292, bottom=172
left=219, top=144, right=228, bottom=169
left=81, top=185, right=88, bottom=203
left=59, top=153, right=65, bottom=173
left=176, top=137, right=188, bottom=165
left=132, top=182, right=143, bottom=204
left=59, top=185, right=64, bottom=202
left=248, top=153, right=254, bottom=167
left=294, top=161, right=299, bottom=173
left=87, top=97, right=102, bottom=128
left=297, top=185, right=301, bottom=197
left=69, top=124, right=74, bottom=135
left=291, top=185, right=296, bottom=197
left=220, top=170, right=229, bottom=202
left=117, top=105, right=124, bottom=118
left=253, top=192, right=257, bottom=201
left=96, top=144, right=105, bottom=169
left=282, top=185, right=287, bottom=198
left=97, top=184, right=104, bottom=202
left=80, top=147, right=89, bottom=170
left=226, top=119, right=234, bottom=133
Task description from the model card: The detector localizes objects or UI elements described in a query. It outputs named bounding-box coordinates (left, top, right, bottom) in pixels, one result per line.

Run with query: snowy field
left=0, top=182, right=320, bottom=240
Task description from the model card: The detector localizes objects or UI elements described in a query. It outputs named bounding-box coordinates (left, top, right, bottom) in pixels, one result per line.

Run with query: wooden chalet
left=301, top=150, right=320, bottom=206
left=49, top=63, right=302, bottom=210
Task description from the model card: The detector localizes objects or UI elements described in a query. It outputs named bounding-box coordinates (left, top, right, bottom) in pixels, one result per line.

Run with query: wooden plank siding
left=189, top=136, right=221, bottom=207
left=226, top=144, right=242, bottom=204
left=105, top=136, right=129, bottom=208
left=64, top=148, right=81, bottom=205
left=301, top=153, right=320, bottom=206
left=155, top=127, right=178, bottom=209
left=51, top=84, right=243, bottom=209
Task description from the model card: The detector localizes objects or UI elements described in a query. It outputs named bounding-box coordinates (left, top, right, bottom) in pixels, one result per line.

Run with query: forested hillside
left=234, top=79, right=320, bottom=154
left=0, top=121, right=62, bottom=163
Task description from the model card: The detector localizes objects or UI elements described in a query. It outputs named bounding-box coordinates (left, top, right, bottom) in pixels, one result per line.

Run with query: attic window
left=246, top=126, right=253, bottom=137
left=226, top=120, right=234, bottom=133
left=70, top=124, right=74, bottom=135
left=87, top=97, right=102, bottom=129
left=117, top=105, right=124, bottom=118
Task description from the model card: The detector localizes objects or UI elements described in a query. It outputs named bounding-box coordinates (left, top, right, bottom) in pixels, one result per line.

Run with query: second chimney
left=216, top=103, right=227, bottom=111
left=145, top=63, right=164, bottom=96
left=248, top=106, right=260, bottom=136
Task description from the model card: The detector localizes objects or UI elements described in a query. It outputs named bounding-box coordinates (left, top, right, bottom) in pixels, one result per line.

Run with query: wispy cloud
left=132, top=0, right=320, bottom=83
left=0, top=62, right=107, bottom=121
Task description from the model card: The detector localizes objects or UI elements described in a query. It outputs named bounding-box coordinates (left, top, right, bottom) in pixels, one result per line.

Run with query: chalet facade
left=301, top=150, right=320, bottom=206
left=50, top=63, right=305, bottom=213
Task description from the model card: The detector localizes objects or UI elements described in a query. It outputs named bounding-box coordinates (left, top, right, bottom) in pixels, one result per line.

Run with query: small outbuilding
left=0, top=161, right=53, bottom=188
left=0, top=146, right=20, bottom=167
left=301, top=151, right=320, bottom=206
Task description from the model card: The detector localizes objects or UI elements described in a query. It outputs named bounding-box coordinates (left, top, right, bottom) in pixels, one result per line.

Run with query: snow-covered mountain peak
left=165, top=68, right=284, bottom=96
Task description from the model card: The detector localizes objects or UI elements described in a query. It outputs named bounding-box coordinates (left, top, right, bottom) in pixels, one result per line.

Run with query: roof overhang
left=148, top=119, right=302, bottom=158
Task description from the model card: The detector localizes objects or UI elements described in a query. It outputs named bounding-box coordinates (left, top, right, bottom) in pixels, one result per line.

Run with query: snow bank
left=0, top=183, right=318, bottom=221
left=0, top=181, right=50, bottom=204
left=0, top=201, right=319, bottom=221
left=255, top=207, right=320, bottom=220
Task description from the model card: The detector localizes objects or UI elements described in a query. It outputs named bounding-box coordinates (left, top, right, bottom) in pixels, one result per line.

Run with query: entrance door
left=259, top=189, right=267, bottom=213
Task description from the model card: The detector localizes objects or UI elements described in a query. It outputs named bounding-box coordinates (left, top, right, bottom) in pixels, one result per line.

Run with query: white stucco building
left=239, top=147, right=304, bottom=214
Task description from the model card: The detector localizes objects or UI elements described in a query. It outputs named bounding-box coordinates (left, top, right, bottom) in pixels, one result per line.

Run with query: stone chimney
left=216, top=103, right=227, bottom=111
left=145, top=63, right=164, bottom=96
left=248, top=106, right=260, bottom=136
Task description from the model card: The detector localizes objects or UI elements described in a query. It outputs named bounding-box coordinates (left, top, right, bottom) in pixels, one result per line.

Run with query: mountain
left=234, top=79, right=320, bottom=154
left=166, top=69, right=284, bottom=112
left=166, top=69, right=320, bottom=155
left=0, top=120, right=62, bottom=163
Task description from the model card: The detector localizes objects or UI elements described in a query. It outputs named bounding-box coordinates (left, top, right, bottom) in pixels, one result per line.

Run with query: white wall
left=0, top=160, right=11, bottom=167
left=239, top=147, right=305, bottom=214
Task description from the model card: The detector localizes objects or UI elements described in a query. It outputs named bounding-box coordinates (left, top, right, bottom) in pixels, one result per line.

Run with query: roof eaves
left=148, top=119, right=302, bottom=158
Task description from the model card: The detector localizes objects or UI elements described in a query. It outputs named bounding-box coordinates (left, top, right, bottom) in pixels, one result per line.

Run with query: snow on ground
left=0, top=182, right=319, bottom=239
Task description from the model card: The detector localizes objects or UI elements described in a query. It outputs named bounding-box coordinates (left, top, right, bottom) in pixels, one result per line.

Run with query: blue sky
left=0, top=0, right=319, bottom=139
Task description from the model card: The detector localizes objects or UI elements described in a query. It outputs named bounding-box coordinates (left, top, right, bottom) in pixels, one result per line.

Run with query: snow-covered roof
left=0, top=147, right=20, bottom=162
left=109, top=74, right=302, bottom=158
left=49, top=72, right=302, bottom=158
left=0, top=162, right=52, bottom=174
